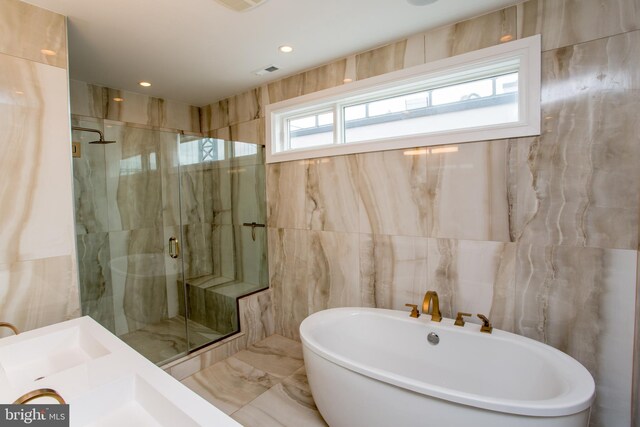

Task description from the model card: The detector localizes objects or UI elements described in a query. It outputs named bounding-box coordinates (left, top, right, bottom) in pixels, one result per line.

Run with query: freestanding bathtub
left=300, top=308, right=595, bottom=427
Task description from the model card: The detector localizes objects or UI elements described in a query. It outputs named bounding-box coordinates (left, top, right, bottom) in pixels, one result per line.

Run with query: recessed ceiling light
left=343, top=78, right=353, bottom=83
left=113, top=97, right=124, bottom=102
left=500, top=34, right=514, bottom=42
left=40, top=49, right=57, bottom=56
left=279, top=45, right=294, bottom=53
left=14, top=91, right=24, bottom=95
left=406, top=0, right=438, bottom=5
left=139, top=81, right=151, bottom=87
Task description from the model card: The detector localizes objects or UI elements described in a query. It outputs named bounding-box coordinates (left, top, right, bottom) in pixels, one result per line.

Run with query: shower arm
left=71, top=126, right=105, bottom=142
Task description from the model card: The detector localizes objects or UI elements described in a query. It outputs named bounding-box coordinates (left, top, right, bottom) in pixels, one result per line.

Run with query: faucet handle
left=477, top=314, right=493, bottom=333
left=405, top=304, right=420, bottom=318
left=454, top=312, right=472, bottom=326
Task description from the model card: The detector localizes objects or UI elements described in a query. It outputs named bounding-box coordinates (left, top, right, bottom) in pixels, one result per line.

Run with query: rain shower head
left=71, top=126, right=116, bottom=144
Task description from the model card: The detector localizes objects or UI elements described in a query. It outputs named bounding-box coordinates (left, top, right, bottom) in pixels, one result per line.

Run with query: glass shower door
left=72, top=118, right=192, bottom=365
left=177, top=136, right=268, bottom=352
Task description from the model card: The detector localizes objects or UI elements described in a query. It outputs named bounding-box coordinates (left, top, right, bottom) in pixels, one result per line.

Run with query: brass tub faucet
left=422, top=291, right=442, bottom=322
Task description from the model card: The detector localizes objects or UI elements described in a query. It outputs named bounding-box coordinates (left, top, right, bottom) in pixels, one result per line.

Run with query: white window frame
left=266, top=35, right=540, bottom=164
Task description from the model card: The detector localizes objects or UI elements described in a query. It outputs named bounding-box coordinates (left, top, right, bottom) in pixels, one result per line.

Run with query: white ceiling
left=24, top=0, right=520, bottom=107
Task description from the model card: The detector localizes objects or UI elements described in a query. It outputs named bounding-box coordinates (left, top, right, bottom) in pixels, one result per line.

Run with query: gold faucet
left=0, top=322, right=19, bottom=335
left=404, top=304, right=420, bottom=318
left=477, top=314, right=493, bottom=333
left=13, top=388, right=65, bottom=404
left=422, top=291, right=442, bottom=322
left=454, top=312, right=472, bottom=326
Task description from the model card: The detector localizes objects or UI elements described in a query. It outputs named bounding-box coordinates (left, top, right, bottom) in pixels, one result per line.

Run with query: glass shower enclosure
left=72, top=118, right=267, bottom=365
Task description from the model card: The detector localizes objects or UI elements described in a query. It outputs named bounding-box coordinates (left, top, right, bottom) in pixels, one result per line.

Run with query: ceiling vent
left=254, top=65, right=280, bottom=76
left=214, top=0, right=269, bottom=12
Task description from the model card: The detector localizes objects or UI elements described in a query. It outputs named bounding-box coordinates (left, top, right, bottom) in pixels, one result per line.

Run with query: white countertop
left=0, top=316, right=242, bottom=426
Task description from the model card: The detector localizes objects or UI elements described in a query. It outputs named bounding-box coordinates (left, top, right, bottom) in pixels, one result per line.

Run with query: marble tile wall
left=70, top=80, right=201, bottom=133
left=200, top=1, right=640, bottom=425
left=0, top=0, right=79, bottom=337
left=163, top=289, right=274, bottom=381
left=0, top=0, right=67, bottom=68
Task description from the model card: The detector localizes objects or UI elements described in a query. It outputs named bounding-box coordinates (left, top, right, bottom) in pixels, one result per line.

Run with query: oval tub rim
left=300, top=307, right=595, bottom=417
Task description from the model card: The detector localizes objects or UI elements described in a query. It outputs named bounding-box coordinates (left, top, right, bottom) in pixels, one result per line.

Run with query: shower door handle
left=169, top=237, right=180, bottom=259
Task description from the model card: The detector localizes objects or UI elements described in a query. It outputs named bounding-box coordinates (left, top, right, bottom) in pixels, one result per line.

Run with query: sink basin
left=71, top=374, right=199, bottom=427
left=0, top=316, right=241, bottom=426
left=0, top=323, right=109, bottom=389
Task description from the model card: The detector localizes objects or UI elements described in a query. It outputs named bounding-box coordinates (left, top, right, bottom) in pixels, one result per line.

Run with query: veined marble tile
left=267, top=60, right=348, bottom=104
left=0, top=54, right=75, bottom=262
left=104, top=88, right=200, bottom=132
left=209, top=126, right=231, bottom=141
left=515, top=244, right=636, bottom=427
left=201, top=99, right=229, bottom=133
left=308, top=231, right=361, bottom=314
left=239, top=290, right=275, bottom=345
left=234, top=334, right=303, bottom=379
left=427, top=239, right=516, bottom=331
left=108, top=228, right=167, bottom=335
left=356, top=40, right=408, bottom=80
left=119, top=316, right=190, bottom=364
left=354, top=32, right=425, bottom=81
left=306, top=156, right=359, bottom=233
left=199, top=334, right=248, bottom=370
left=104, top=123, right=165, bottom=231
left=0, top=255, right=77, bottom=338
left=426, top=140, right=512, bottom=242
left=72, top=118, right=110, bottom=234
left=181, top=356, right=279, bottom=415
left=231, top=163, right=266, bottom=226
left=514, top=32, right=640, bottom=250
left=268, top=228, right=309, bottom=341
left=159, top=129, right=182, bottom=228
left=0, top=0, right=67, bottom=68
left=180, top=223, right=236, bottom=280
left=76, top=232, right=114, bottom=332
left=357, top=149, right=428, bottom=236
left=360, top=234, right=428, bottom=311
left=70, top=80, right=105, bottom=118
left=228, top=88, right=263, bottom=126
left=234, top=225, right=268, bottom=286
left=230, top=118, right=265, bottom=145
left=231, top=370, right=327, bottom=427
left=521, top=0, right=640, bottom=52
left=162, top=100, right=201, bottom=133
left=424, top=7, right=516, bottom=63
left=180, top=166, right=232, bottom=225
left=266, top=161, right=308, bottom=230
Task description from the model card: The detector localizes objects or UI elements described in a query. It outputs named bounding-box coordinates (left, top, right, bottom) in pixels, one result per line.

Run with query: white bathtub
left=300, top=308, right=595, bottom=427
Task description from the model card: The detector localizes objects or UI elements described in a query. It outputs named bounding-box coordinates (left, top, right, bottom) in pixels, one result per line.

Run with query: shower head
left=71, top=126, right=117, bottom=144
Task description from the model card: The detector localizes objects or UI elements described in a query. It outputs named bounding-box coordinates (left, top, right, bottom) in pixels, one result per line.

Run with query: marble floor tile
left=233, top=334, right=304, bottom=378
left=181, top=356, right=279, bottom=415
left=119, top=316, right=222, bottom=364
left=231, top=367, right=327, bottom=427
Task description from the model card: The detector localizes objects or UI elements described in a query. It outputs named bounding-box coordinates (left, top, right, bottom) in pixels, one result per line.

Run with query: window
left=266, top=35, right=540, bottom=163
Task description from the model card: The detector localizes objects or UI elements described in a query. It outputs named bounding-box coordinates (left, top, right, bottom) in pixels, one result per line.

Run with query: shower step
left=177, top=275, right=265, bottom=335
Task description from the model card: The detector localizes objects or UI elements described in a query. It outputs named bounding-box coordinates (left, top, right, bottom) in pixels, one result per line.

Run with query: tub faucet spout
left=422, top=291, right=442, bottom=322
